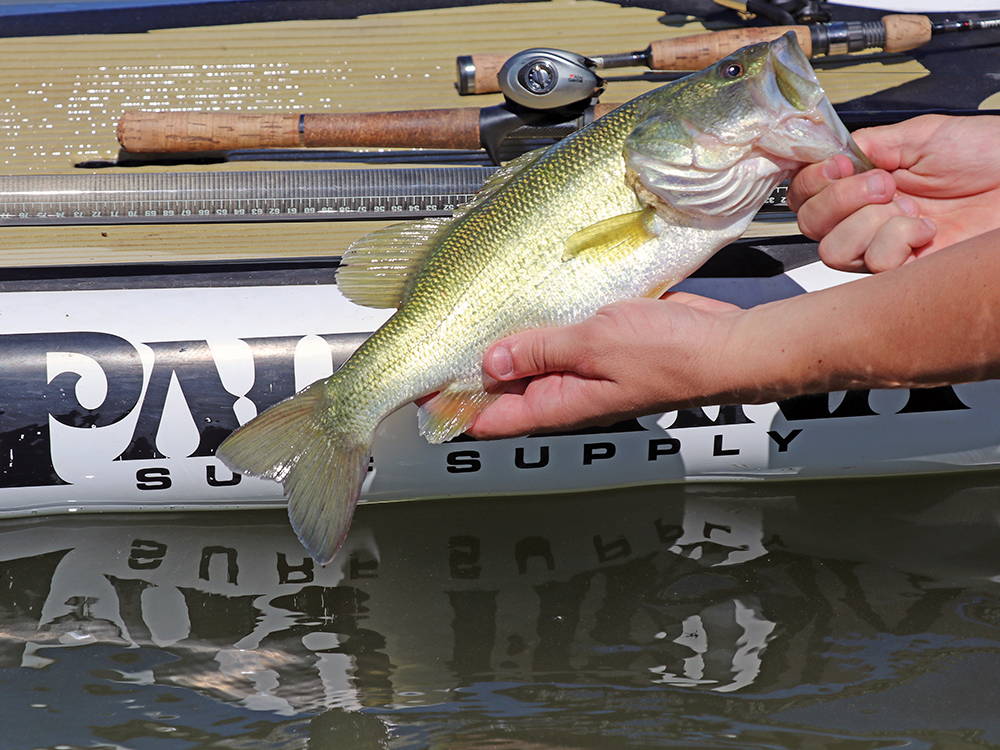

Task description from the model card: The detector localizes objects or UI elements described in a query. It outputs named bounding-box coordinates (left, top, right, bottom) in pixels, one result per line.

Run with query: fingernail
left=822, top=159, right=842, bottom=180
left=489, top=345, right=514, bottom=379
left=867, top=173, right=890, bottom=198
left=894, top=195, right=918, bottom=216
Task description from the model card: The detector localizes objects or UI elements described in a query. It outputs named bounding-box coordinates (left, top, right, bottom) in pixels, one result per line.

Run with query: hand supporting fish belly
left=217, top=32, right=871, bottom=565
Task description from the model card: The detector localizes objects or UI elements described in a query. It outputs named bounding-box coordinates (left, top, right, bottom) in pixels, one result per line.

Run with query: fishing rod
left=734, top=0, right=1000, bottom=29
left=117, top=100, right=617, bottom=165
left=932, top=17, right=1000, bottom=34
left=117, top=49, right=611, bottom=164
left=120, top=11, right=999, bottom=164
left=456, top=13, right=1000, bottom=95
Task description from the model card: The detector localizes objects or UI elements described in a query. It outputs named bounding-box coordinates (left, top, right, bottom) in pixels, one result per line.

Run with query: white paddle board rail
left=2, top=244, right=1000, bottom=520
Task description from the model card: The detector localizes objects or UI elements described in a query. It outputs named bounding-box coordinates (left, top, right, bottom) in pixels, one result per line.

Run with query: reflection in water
left=3, top=473, right=1000, bottom=748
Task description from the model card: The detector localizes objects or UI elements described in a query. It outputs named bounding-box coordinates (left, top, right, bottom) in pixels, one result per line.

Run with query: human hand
left=468, top=293, right=742, bottom=439
left=788, top=115, right=1000, bottom=273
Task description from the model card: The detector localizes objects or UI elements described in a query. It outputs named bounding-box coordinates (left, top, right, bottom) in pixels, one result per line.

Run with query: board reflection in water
left=3, top=473, right=1000, bottom=748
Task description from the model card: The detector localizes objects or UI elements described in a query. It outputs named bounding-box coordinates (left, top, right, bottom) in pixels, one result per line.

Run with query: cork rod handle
left=117, top=109, right=483, bottom=153
left=647, top=26, right=812, bottom=69
left=881, top=14, right=932, bottom=53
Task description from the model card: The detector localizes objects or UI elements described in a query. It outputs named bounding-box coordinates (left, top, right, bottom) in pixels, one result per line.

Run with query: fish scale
left=218, top=33, right=871, bottom=565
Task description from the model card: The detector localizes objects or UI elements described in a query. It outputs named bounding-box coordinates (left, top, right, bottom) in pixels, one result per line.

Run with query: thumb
left=484, top=325, right=587, bottom=381
left=850, top=124, right=905, bottom=173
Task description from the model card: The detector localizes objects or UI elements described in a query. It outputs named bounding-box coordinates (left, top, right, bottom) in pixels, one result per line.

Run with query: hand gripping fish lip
left=765, top=32, right=872, bottom=171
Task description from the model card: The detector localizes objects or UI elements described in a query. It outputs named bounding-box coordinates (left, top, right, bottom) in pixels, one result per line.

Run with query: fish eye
left=722, top=62, right=744, bottom=79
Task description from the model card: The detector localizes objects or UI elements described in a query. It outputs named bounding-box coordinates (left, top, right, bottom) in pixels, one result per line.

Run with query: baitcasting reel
left=464, top=47, right=606, bottom=110
left=464, top=48, right=607, bottom=164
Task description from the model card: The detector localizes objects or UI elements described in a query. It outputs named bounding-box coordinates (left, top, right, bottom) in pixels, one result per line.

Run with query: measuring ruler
left=0, top=168, right=790, bottom=227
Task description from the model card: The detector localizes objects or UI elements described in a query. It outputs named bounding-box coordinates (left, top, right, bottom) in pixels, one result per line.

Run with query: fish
left=217, top=32, right=871, bottom=565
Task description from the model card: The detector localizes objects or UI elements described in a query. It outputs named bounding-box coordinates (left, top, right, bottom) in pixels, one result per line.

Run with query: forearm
left=721, top=227, right=1000, bottom=403
left=471, top=228, right=1000, bottom=438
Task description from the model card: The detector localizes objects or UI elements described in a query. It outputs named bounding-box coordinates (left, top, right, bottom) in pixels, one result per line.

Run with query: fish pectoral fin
left=336, top=217, right=452, bottom=309
left=562, top=207, right=656, bottom=262
left=418, top=382, right=498, bottom=444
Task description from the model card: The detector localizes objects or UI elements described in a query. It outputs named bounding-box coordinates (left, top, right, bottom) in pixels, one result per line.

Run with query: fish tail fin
left=216, top=380, right=372, bottom=565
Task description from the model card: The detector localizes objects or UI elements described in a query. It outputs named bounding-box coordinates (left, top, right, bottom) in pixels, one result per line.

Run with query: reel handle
left=456, top=54, right=508, bottom=95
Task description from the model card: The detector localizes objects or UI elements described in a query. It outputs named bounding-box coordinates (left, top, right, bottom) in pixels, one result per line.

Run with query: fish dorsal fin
left=335, top=217, right=452, bottom=309
left=563, top=207, right=655, bottom=261
left=336, top=148, right=548, bottom=310
left=452, top=146, right=548, bottom=219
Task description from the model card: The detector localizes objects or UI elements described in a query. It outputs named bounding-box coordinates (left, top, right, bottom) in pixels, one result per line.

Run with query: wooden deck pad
left=0, top=1, right=933, bottom=266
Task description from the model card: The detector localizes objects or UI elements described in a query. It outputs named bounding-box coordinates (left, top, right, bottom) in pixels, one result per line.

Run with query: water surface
left=3, top=472, right=1000, bottom=748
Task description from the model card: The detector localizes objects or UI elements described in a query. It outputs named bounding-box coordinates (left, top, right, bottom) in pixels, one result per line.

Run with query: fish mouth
left=759, top=32, right=872, bottom=171
left=771, top=31, right=817, bottom=112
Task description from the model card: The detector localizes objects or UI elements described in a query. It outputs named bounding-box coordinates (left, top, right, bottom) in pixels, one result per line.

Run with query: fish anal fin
left=563, top=207, right=655, bottom=262
left=336, top=217, right=452, bottom=309
left=418, top=383, right=497, bottom=444
left=645, top=279, right=678, bottom=299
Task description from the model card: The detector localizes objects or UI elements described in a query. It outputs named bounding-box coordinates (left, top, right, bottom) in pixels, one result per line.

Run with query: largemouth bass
left=218, top=33, right=870, bottom=564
